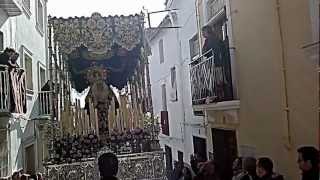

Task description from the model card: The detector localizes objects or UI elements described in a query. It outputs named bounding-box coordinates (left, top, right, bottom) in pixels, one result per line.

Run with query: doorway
left=177, top=150, right=183, bottom=163
left=192, top=136, right=207, bottom=161
left=165, top=145, right=173, bottom=178
left=212, top=128, right=238, bottom=180
left=25, top=144, right=36, bottom=175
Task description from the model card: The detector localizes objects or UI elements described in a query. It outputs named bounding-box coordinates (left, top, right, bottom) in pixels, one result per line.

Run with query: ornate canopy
left=50, top=12, right=144, bottom=55
left=49, top=13, right=146, bottom=91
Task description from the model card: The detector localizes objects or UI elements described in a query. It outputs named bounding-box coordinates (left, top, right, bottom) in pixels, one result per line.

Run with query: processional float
left=44, top=13, right=166, bottom=179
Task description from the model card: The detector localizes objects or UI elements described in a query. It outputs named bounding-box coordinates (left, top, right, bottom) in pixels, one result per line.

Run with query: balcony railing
left=0, top=66, right=10, bottom=112
left=38, top=91, right=51, bottom=117
left=207, top=0, right=225, bottom=21
left=190, top=50, right=233, bottom=105
left=0, top=65, right=26, bottom=114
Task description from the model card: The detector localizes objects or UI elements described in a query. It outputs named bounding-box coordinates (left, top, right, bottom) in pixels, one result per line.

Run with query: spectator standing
left=98, top=153, right=119, bottom=180
left=241, top=157, right=258, bottom=180
left=193, top=160, right=220, bottom=180
left=181, top=166, right=193, bottom=180
left=297, top=146, right=319, bottom=180
left=232, top=157, right=244, bottom=180
left=256, top=157, right=284, bottom=180
left=170, top=161, right=183, bottom=180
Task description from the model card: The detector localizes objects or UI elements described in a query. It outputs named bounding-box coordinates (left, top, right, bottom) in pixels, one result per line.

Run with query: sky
left=48, top=0, right=166, bottom=27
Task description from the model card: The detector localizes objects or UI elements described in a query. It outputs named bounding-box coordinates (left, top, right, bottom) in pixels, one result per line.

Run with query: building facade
left=0, top=0, right=49, bottom=177
left=150, top=0, right=319, bottom=179
left=148, top=0, right=207, bottom=175
left=230, top=0, right=319, bottom=179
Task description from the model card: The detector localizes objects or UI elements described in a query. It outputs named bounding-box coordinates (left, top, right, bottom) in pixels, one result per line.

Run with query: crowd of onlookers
left=1, top=146, right=319, bottom=180
left=167, top=146, right=319, bottom=180
left=0, top=169, right=43, bottom=180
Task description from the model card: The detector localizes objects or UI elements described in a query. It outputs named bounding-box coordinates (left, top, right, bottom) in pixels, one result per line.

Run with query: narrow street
left=0, top=0, right=319, bottom=180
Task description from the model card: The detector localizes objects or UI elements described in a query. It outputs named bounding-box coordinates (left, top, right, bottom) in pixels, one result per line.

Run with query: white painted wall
left=0, top=0, right=48, bottom=174
left=149, top=0, right=206, bottom=166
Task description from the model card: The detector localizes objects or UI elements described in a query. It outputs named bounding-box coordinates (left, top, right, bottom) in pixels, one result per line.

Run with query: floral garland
left=50, top=127, right=155, bottom=164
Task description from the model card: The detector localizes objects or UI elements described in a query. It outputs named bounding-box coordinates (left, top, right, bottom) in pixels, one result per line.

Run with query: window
left=36, top=0, right=44, bottom=32
left=159, top=39, right=164, bottom=64
left=193, top=136, right=208, bottom=161
left=39, top=65, right=46, bottom=90
left=24, top=53, right=33, bottom=92
left=170, top=67, right=176, bottom=88
left=178, top=151, right=184, bottom=163
left=161, top=84, right=167, bottom=111
left=161, top=83, right=169, bottom=135
left=161, top=110, right=169, bottom=136
left=189, top=34, right=200, bottom=60
left=170, top=67, right=178, bottom=101
left=0, top=31, right=3, bottom=52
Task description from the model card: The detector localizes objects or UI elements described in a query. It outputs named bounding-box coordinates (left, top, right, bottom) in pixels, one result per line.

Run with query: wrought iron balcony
left=38, top=91, right=51, bottom=117
left=190, top=50, right=233, bottom=105
left=0, top=65, right=26, bottom=114
left=207, top=0, right=225, bottom=21
left=0, top=66, right=10, bottom=113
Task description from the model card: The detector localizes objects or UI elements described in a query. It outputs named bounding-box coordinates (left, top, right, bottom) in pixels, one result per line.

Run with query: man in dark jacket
left=98, top=152, right=119, bottom=180
left=256, top=157, right=284, bottom=180
left=297, top=146, right=319, bottom=180
left=201, top=26, right=225, bottom=66
left=201, top=26, right=233, bottom=103
left=0, top=48, right=19, bottom=68
left=241, top=157, right=258, bottom=180
left=170, top=160, right=183, bottom=180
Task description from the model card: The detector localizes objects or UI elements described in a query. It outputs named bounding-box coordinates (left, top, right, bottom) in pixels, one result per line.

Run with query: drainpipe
left=47, top=21, right=54, bottom=158
left=225, top=0, right=239, bottom=99
left=7, top=122, right=11, bottom=176
left=275, top=0, right=292, bottom=149
left=195, top=0, right=203, bottom=57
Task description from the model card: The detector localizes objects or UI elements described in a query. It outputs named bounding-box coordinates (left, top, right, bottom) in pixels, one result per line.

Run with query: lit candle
left=89, top=98, right=94, bottom=132
left=95, top=109, right=99, bottom=139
